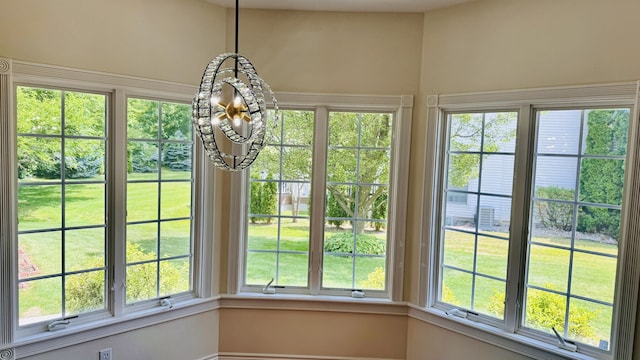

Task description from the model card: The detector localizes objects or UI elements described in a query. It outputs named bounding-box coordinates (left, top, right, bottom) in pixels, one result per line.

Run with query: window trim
left=419, top=82, right=640, bottom=360
left=228, top=93, right=413, bottom=301
left=0, top=58, right=217, bottom=356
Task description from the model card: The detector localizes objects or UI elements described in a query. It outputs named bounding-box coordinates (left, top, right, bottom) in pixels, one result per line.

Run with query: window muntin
left=524, top=108, right=629, bottom=350
left=433, top=104, right=632, bottom=356
left=242, top=105, right=403, bottom=296
left=126, top=98, right=194, bottom=304
left=439, top=111, right=517, bottom=319
left=246, top=110, right=314, bottom=287
left=323, top=111, right=392, bottom=291
left=16, top=86, right=108, bottom=325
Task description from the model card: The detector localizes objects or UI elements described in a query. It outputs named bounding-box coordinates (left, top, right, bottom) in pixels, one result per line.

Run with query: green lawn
left=17, top=170, right=192, bottom=323
left=442, top=229, right=617, bottom=346
left=17, top=174, right=618, bottom=346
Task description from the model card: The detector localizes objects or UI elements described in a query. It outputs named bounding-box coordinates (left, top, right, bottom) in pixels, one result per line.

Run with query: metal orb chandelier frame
left=192, top=0, right=278, bottom=171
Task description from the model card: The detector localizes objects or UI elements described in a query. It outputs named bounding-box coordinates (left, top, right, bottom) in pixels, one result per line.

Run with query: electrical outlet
left=99, top=348, right=112, bottom=360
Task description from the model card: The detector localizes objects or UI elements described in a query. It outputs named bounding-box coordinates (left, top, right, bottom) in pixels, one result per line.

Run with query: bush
left=487, top=285, right=598, bottom=341
left=249, top=176, right=277, bottom=224
left=535, top=186, right=574, bottom=231
left=324, top=232, right=385, bottom=255
left=441, top=285, right=458, bottom=305
left=66, top=242, right=187, bottom=314
left=360, top=267, right=385, bottom=290
left=327, top=191, right=349, bottom=228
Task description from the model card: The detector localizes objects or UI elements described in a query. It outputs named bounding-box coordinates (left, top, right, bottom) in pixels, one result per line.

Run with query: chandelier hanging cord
left=191, top=0, right=279, bottom=171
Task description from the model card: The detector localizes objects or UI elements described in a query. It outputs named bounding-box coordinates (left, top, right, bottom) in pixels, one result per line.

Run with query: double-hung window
left=233, top=94, right=412, bottom=298
left=424, top=83, right=640, bottom=359
left=0, top=60, right=211, bottom=351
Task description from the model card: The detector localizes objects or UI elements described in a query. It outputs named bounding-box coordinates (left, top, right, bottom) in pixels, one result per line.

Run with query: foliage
left=487, top=285, right=598, bottom=341
left=162, top=131, right=191, bottom=171
left=441, top=285, right=458, bottom=305
left=327, top=191, right=349, bottom=228
left=326, top=112, right=392, bottom=234
left=361, top=267, right=385, bottom=290
left=17, top=87, right=106, bottom=179
left=66, top=242, right=186, bottom=313
left=324, top=232, right=385, bottom=255
left=447, top=112, right=516, bottom=188
left=577, top=109, right=628, bottom=239
left=535, top=186, right=574, bottom=231
left=371, top=193, right=388, bottom=231
left=252, top=110, right=313, bottom=219
left=249, top=175, right=277, bottom=224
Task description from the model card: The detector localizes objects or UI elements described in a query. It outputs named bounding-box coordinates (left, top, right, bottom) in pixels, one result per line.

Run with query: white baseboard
left=215, top=352, right=404, bottom=360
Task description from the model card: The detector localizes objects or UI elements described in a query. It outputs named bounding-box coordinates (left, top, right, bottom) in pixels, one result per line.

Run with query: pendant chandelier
left=192, top=0, right=278, bottom=171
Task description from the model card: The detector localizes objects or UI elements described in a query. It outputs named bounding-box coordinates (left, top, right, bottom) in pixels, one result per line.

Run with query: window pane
left=19, top=277, right=62, bottom=326
left=127, top=183, right=158, bottom=222
left=161, top=143, right=192, bottom=178
left=246, top=110, right=313, bottom=288
left=126, top=98, right=194, bottom=304
left=160, top=220, right=191, bottom=258
left=525, top=108, right=628, bottom=345
left=18, top=185, right=62, bottom=231
left=16, top=87, right=61, bottom=135
left=65, top=183, right=105, bottom=227
left=160, top=182, right=191, bottom=219
left=16, top=86, right=109, bottom=324
left=65, top=228, right=105, bottom=272
left=126, top=262, right=158, bottom=303
left=64, top=91, right=106, bottom=137
left=323, top=111, right=393, bottom=292
left=439, top=111, right=516, bottom=316
left=65, top=270, right=105, bottom=315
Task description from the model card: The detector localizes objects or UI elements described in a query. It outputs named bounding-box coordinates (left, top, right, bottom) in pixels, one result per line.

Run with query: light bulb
left=233, top=115, right=241, bottom=127
left=234, top=96, right=242, bottom=106
left=211, top=117, right=220, bottom=126
left=210, top=96, right=221, bottom=107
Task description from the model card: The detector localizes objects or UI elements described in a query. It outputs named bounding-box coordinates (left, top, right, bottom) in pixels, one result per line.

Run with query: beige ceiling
left=204, top=0, right=475, bottom=13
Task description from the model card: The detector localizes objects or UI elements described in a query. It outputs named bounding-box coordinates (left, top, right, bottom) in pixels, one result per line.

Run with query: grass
left=442, top=229, right=617, bottom=345
left=18, top=169, right=192, bottom=322
left=17, top=173, right=619, bottom=345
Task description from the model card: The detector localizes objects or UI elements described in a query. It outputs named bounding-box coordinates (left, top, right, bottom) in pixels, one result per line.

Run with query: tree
left=577, top=109, right=628, bottom=240
left=252, top=111, right=314, bottom=220
left=327, top=191, right=349, bottom=228
left=17, top=87, right=106, bottom=179
left=249, top=174, right=277, bottom=224
left=447, top=112, right=516, bottom=188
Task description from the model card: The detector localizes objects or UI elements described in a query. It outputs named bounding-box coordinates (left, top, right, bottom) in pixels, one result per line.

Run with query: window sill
left=221, top=293, right=407, bottom=316
left=408, top=305, right=608, bottom=360
left=6, top=297, right=220, bottom=359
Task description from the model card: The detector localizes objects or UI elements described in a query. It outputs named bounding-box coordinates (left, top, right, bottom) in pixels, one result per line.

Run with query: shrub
left=535, top=186, right=574, bottom=231
left=487, top=285, right=598, bottom=341
left=371, top=193, right=387, bottom=232
left=441, top=285, right=458, bottom=305
left=324, top=232, right=385, bottom=255
left=360, top=267, right=385, bottom=290
left=66, top=242, right=187, bottom=314
left=327, top=192, right=349, bottom=228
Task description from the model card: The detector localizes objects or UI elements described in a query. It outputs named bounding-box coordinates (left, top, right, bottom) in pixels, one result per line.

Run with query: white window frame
left=0, top=58, right=217, bottom=358
left=228, top=93, right=413, bottom=301
left=419, top=82, right=640, bottom=360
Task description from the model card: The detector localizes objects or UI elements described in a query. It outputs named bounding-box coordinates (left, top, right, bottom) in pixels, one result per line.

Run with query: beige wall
left=406, top=318, right=532, bottom=360
left=21, top=311, right=220, bottom=360
left=4, top=0, right=640, bottom=359
left=0, top=0, right=225, bottom=84
left=220, top=308, right=407, bottom=359
left=228, top=9, right=424, bottom=95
